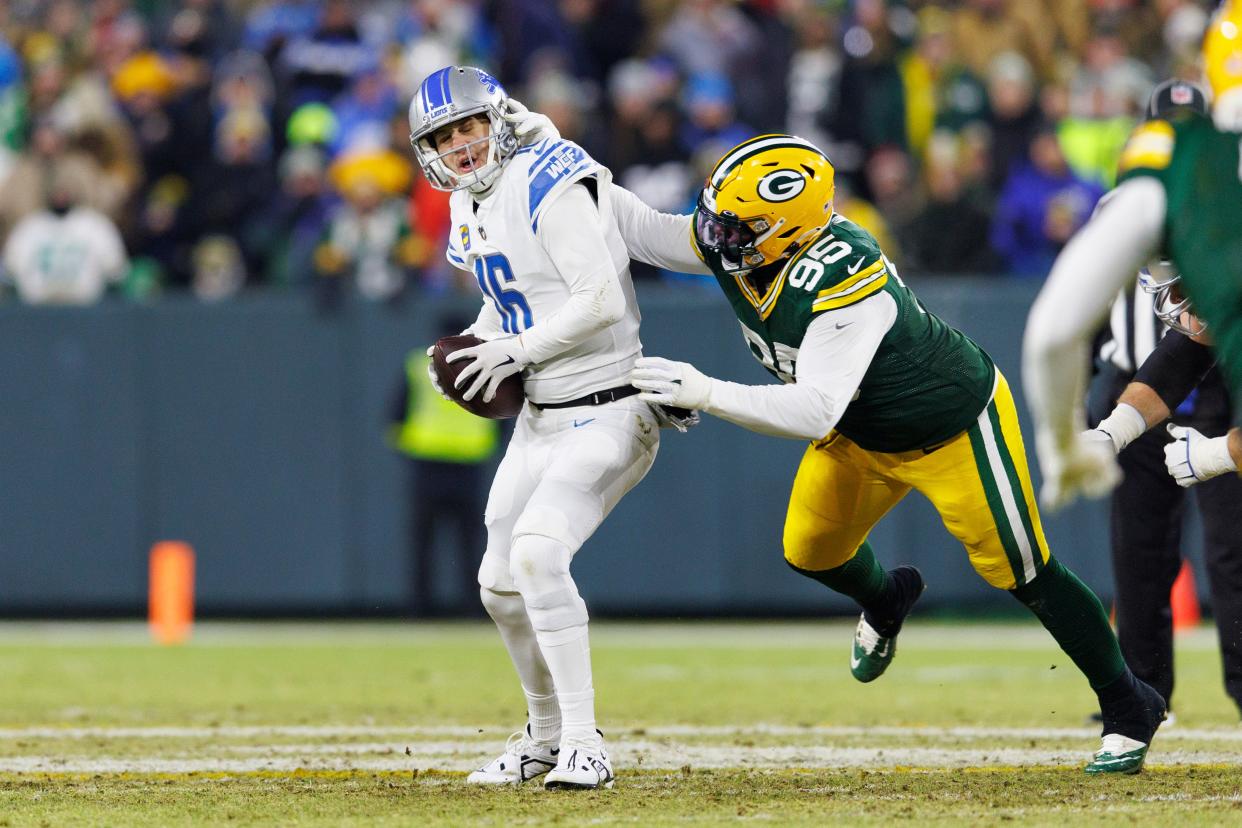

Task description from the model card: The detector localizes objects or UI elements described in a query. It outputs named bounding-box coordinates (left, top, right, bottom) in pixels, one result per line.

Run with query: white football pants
left=477, top=396, right=659, bottom=740
left=477, top=395, right=660, bottom=596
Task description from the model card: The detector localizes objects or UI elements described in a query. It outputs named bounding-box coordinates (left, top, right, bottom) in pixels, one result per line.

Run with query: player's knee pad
left=508, top=533, right=588, bottom=633
left=477, top=550, right=515, bottom=593
left=479, top=586, right=526, bottom=628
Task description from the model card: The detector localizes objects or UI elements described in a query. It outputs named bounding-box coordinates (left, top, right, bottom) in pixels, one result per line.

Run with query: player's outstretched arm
left=1022, top=177, right=1166, bottom=509
left=632, top=292, right=896, bottom=440
left=607, top=184, right=713, bottom=276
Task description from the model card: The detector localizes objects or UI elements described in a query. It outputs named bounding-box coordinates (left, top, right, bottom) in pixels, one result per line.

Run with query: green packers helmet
left=695, top=135, right=835, bottom=272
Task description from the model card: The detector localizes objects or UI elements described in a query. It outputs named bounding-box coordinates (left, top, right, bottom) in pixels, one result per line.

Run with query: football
left=430, top=334, right=526, bottom=419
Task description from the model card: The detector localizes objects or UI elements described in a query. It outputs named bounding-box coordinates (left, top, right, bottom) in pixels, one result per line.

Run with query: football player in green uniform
left=1024, top=2, right=1242, bottom=507
left=607, top=133, right=1164, bottom=773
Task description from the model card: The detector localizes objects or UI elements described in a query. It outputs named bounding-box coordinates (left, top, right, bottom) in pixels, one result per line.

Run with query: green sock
left=788, top=541, right=891, bottom=607
left=1009, top=556, right=1126, bottom=689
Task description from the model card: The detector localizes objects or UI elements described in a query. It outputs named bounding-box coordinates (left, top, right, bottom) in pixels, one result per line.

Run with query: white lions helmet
left=408, top=66, right=518, bottom=193
left=1138, top=260, right=1206, bottom=337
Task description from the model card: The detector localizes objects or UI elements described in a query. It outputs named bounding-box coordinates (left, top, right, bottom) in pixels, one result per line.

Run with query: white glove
left=630, top=356, right=713, bottom=409
left=504, top=98, right=560, bottom=145
left=1164, top=424, right=1237, bottom=487
left=447, top=336, right=531, bottom=403
left=1036, top=429, right=1123, bottom=511
left=1081, top=427, right=1119, bottom=455
left=426, top=346, right=451, bottom=402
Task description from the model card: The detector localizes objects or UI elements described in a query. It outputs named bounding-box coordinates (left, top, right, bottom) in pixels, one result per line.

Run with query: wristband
left=1095, top=403, right=1147, bottom=452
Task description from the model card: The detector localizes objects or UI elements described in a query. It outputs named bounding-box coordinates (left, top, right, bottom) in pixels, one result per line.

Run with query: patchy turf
left=0, top=621, right=1238, bottom=824
left=2, top=768, right=1241, bottom=826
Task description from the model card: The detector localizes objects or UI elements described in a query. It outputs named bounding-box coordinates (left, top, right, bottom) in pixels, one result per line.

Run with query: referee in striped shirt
left=1086, top=80, right=1242, bottom=722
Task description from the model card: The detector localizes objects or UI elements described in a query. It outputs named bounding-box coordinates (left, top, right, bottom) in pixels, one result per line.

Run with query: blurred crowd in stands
left=0, top=0, right=1214, bottom=303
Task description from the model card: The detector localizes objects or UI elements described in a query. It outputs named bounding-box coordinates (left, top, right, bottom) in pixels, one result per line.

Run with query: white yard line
left=1, top=723, right=1236, bottom=773
left=0, top=723, right=1239, bottom=742
left=0, top=744, right=1237, bottom=774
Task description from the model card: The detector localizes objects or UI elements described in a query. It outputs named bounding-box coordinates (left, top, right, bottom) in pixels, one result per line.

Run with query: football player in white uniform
left=409, top=66, right=662, bottom=790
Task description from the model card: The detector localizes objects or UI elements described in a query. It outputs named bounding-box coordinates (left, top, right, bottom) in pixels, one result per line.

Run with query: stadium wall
left=0, top=280, right=1198, bottom=617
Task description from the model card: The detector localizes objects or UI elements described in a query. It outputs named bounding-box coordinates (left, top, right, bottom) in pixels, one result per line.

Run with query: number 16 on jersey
left=474, top=253, right=534, bottom=334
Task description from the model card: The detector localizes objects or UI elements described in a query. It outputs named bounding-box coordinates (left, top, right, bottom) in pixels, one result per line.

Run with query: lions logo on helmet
left=694, top=135, right=835, bottom=273
left=408, top=66, right=518, bottom=193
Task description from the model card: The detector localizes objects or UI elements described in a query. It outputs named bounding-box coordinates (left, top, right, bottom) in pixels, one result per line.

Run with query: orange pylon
left=1171, top=558, right=1201, bottom=632
left=149, top=541, right=195, bottom=644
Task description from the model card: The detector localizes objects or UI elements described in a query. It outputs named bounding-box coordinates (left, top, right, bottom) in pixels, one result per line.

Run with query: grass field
left=0, top=620, right=1239, bottom=825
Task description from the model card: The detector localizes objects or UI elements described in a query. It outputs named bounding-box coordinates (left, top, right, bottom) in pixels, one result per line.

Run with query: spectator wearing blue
left=276, top=0, right=374, bottom=108
left=329, top=64, right=398, bottom=157
left=0, top=37, right=23, bottom=182
left=244, top=0, right=320, bottom=56
left=990, top=121, right=1103, bottom=277
left=679, top=73, right=751, bottom=156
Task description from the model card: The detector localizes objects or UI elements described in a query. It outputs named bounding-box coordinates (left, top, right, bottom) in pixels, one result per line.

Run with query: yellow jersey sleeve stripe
left=813, top=271, right=888, bottom=311
left=1118, top=120, right=1174, bottom=173
left=815, top=259, right=886, bottom=300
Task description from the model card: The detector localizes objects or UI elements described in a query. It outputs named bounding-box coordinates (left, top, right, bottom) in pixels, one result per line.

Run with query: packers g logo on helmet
left=757, top=169, right=806, bottom=202
left=694, top=135, right=835, bottom=272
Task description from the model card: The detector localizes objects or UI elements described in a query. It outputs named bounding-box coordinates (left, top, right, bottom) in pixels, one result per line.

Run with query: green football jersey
left=1116, top=114, right=1242, bottom=411
left=696, top=214, right=996, bottom=452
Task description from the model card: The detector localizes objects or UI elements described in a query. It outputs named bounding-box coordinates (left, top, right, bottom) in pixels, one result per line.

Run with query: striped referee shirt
left=1097, top=273, right=1166, bottom=374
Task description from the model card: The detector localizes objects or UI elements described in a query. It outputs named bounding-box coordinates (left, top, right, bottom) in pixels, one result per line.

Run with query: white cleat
left=544, top=731, right=615, bottom=790
left=465, top=726, right=559, bottom=785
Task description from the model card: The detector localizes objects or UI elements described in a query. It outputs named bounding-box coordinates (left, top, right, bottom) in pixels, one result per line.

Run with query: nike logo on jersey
left=573, top=418, right=596, bottom=428
left=846, top=256, right=866, bottom=275
left=835, top=321, right=853, bottom=330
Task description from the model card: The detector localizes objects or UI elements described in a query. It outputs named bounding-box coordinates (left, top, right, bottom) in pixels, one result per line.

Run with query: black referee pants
left=1093, top=369, right=1242, bottom=715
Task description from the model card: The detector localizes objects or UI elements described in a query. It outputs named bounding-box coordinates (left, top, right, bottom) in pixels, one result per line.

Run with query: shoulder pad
left=782, top=222, right=889, bottom=313
left=525, top=140, right=598, bottom=232
left=1117, top=120, right=1175, bottom=176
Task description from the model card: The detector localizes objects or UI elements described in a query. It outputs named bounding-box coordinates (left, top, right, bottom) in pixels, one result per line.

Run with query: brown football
left=431, top=334, right=526, bottom=419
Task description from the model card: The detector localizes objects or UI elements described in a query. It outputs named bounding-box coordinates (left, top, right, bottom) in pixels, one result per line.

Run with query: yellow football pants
left=783, top=371, right=1051, bottom=589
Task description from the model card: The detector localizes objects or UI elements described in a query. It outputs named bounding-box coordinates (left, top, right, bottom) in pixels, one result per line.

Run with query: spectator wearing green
left=388, top=332, right=500, bottom=616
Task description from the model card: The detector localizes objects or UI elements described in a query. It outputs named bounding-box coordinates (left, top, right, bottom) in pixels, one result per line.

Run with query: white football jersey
left=445, top=139, right=641, bottom=404
left=2, top=207, right=127, bottom=304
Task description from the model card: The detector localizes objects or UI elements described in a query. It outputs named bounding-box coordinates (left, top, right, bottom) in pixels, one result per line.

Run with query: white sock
left=523, top=689, right=561, bottom=745
left=480, top=588, right=560, bottom=737
left=535, top=623, right=596, bottom=742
